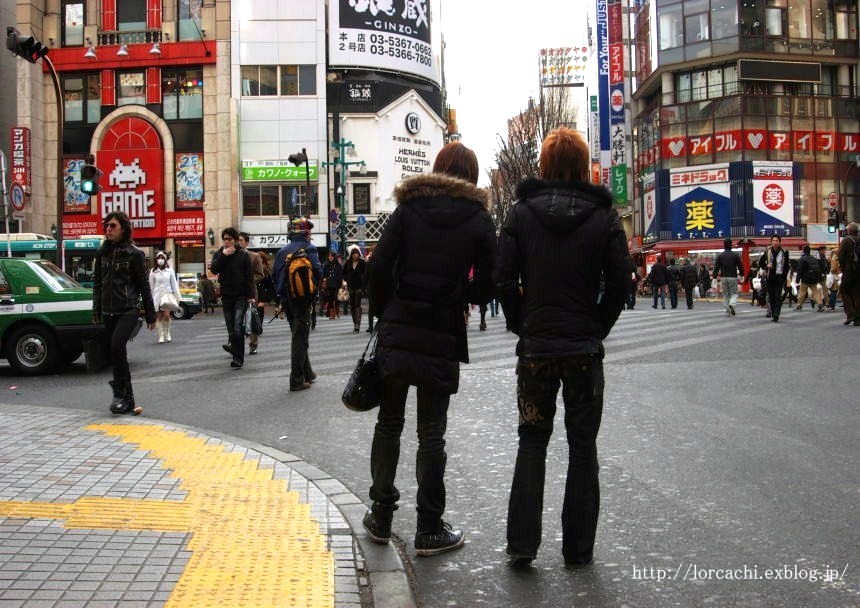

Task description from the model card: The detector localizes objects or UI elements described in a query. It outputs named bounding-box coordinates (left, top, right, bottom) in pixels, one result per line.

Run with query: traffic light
left=80, top=156, right=102, bottom=197
left=6, top=27, right=48, bottom=64
left=827, top=208, right=838, bottom=234
left=288, top=150, right=308, bottom=166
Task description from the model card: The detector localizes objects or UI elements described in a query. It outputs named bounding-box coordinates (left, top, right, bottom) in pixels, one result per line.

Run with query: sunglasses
left=104, top=222, right=120, bottom=229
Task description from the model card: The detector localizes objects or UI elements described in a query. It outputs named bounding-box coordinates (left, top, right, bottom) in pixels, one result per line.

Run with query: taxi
left=173, top=273, right=203, bottom=320
left=0, top=258, right=95, bottom=374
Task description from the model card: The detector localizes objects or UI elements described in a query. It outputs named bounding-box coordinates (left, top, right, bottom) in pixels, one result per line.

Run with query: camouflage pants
left=507, top=354, right=604, bottom=563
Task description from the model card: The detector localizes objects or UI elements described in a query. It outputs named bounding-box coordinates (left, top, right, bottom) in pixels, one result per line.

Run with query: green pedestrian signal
left=80, top=156, right=102, bottom=196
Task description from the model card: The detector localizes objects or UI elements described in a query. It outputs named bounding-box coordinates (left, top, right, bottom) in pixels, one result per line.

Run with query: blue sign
left=670, top=186, right=730, bottom=240
left=609, top=83, right=625, bottom=124
left=356, top=215, right=367, bottom=226
left=596, top=0, right=610, bottom=152
left=329, top=208, right=339, bottom=223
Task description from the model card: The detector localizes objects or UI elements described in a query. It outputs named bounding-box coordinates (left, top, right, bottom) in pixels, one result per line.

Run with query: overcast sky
left=439, top=1, right=591, bottom=186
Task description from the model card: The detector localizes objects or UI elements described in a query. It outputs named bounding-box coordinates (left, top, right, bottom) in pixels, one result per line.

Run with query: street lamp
left=207, top=227, right=215, bottom=246
left=6, top=27, right=64, bottom=269
left=50, top=223, right=57, bottom=239
left=320, top=139, right=366, bottom=255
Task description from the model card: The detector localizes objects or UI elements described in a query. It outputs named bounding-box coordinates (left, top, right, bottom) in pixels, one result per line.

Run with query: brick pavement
left=0, top=405, right=413, bottom=608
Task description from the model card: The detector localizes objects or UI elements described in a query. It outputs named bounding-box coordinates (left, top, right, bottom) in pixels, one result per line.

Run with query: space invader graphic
left=109, top=159, right=146, bottom=190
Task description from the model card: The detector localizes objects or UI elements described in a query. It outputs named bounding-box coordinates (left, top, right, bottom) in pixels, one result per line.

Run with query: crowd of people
left=91, top=130, right=860, bottom=569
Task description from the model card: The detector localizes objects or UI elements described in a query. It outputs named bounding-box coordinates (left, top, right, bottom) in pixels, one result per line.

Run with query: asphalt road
left=2, top=301, right=857, bottom=608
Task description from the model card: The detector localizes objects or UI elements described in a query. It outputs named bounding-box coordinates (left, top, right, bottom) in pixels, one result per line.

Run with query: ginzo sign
left=98, top=150, right=164, bottom=240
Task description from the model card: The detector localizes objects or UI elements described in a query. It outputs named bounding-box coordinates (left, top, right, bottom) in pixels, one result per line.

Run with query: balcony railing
left=97, top=29, right=164, bottom=47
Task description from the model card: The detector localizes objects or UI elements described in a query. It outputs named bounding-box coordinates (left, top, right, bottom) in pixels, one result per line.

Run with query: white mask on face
left=157, top=259, right=166, bottom=267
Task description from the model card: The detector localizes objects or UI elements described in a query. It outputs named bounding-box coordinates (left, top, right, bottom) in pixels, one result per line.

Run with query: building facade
left=630, top=0, right=859, bottom=269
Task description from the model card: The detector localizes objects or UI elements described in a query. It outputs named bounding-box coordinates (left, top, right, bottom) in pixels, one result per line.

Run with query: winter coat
left=93, top=240, right=156, bottom=323
left=495, top=178, right=633, bottom=358
left=272, top=235, right=322, bottom=301
left=679, top=264, right=698, bottom=289
left=369, top=173, right=496, bottom=395
left=210, top=246, right=254, bottom=300
left=667, top=262, right=681, bottom=285
left=342, top=257, right=367, bottom=292
left=322, top=259, right=343, bottom=291
left=648, top=262, right=670, bottom=286
left=759, top=247, right=790, bottom=283
left=797, top=253, right=822, bottom=285
left=713, top=249, right=744, bottom=279
left=149, top=266, right=180, bottom=311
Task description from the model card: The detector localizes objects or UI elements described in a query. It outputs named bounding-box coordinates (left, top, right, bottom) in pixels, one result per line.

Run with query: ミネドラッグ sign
left=241, top=161, right=318, bottom=182
left=329, top=0, right=437, bottom=84
left=752, top=161, right=795, bottom=236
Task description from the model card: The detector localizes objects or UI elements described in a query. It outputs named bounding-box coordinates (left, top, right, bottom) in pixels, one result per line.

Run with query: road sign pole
left=0, top=151, right=11, bottom=258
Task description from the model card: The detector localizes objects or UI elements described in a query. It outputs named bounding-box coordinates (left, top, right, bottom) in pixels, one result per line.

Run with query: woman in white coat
left=149, top=251, right=181, bottom=343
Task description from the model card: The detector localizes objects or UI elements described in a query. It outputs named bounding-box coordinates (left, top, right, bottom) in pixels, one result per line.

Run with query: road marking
left=0, top=423, right=335, bottom=608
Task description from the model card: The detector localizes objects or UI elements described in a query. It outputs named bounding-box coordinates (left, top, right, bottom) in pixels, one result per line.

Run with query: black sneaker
left=506, top=549, right=535, bottom=568
left=249, top=344, right=258, bottom=355
left=564, top=556, right=593, bottom=569
left=414, top=521, right=465, bottom=557
left=362, top=511, right=392, bottom=545
left=729, top=305, right=736, bottom=316
left=223, top=344, right=232, bottom=355
left=230, top=359, right=243, bottom=369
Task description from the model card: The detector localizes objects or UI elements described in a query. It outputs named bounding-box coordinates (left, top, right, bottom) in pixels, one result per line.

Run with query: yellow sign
left=0, top=424, right=335, bottom=607
left=685, top=199, right=715, bottom=231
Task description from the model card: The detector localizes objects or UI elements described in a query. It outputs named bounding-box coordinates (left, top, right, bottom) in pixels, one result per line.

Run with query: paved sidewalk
left=0, top=404, right=414, bottom=608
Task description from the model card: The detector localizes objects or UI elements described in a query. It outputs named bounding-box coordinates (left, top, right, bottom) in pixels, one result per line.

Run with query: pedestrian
left=796, top=245, right=824, bottom=312
left=322, top=250, right=344, bottom=319
left=237, top=233, right=264, bottom=354
left=273, top=217, right=321, bottom=390
left=496, top=127, right=633, bottom=568
left=342, top=246, right=367, bottom=333
left=647, top=256, right=670, bottom=309
left=362, top=141, right=496, bottom=557
left=92, top=211, right=156, bottom=415
left=816, top=246, right=830, bottom=309
left=712, top=238, right=744, bottom=317
left=667, top=258, right=680, bottom=309
left=149, top=251, right=181, bottom=344
left=836, top=221, right=860, bottom=326
left=827, top=249, right=841, bottom=311
left=627, top=270, right=639, bottom=310
left=698, top=263, right=711, bottom=299
left=210, top=227, right=255, bottom=369
left=198, top=273, right=216, bottom=313
left=759, top=234, right=790, bottom=322
left=678, top=258, right=698, bottom=309
left=782, top=260, right=799, bottom=307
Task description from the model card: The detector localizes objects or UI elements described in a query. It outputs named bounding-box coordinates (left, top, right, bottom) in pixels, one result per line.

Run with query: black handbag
left=342, top=327, right=382, bottom=412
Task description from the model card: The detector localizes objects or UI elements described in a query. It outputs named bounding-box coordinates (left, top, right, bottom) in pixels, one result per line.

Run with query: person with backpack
left=342, top=246, right=368, bottom=333
left=273, top=217, right=322, bottom=391
left=796, top=245, right=824, bottom=312
left=837, top=221, right=860, bottom=326
left=211, top=227, right=255, bottom=369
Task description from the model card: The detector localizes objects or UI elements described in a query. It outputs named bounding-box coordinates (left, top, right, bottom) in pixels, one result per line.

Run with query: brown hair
left=539, top=127, right=589, bottom=183
left=432, top=142, right=479, bottom=184
left=103, top=211, right=132, bottom=243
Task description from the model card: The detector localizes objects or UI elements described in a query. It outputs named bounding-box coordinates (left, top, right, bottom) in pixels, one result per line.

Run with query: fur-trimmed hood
left=515, top=177, right=614, bottom=234
left=394, top=173, right=489, bottom=210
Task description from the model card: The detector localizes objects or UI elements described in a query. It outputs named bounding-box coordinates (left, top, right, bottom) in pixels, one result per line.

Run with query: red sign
left=608, top=2, right=623, bottom=43
left=609, top=43, right=624, bottom=84
left=762, top=184, right=785, bottom=210
left=165, top=210, right=205, bottom=239
left=769, top=132, right=791, bottom=151
left=662, top=137, right=686, bottom=158
left=662, top=130, right=860, bottom=158
left=97, top=149, right=165, bottom=241
left=9, top=127, right=30, bottom=187
left=63, top=214, right=102, bottom=239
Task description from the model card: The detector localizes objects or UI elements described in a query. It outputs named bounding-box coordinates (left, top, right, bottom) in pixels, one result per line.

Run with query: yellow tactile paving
left=0, top=423, right=335, bottom=608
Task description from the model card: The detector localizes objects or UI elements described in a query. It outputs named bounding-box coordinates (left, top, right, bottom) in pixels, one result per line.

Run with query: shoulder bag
left=342, top=326, right=382, bottom=412
left=159, top=292, right=180, bottom=312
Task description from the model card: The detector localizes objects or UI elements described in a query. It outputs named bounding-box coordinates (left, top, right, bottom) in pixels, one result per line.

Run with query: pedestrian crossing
left=133, top=303, right=851, bottom=384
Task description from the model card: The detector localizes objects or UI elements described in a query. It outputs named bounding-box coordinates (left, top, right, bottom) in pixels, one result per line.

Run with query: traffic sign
left=9, top=182, right=25, bottom=212
left=329, top=208, right=339, bottom=223
left=356, top=215, right=367, bottom=226
left=827, top=192, right=838, bottom=209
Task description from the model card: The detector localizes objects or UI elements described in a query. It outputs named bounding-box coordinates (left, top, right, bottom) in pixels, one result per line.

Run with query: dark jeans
left=507, top=355, right=604, bottom=563
left=222, top=297, right=247, bottom=364
left=369, top=376, right=451, bottom=533
left=684, top=287, right=694, bottom=309
left=652, top=285, right=666, bottom=308
left=349, top=289, right=363, bottom=328
left=289, top=300, right=314, bottom=386
left=626, top=290, right=636, bottom=309
left=766, top=279, right=785, bottom=320
left=668, top=283, right=679, bottom=308
left=104, top=310, right=140, bottom=392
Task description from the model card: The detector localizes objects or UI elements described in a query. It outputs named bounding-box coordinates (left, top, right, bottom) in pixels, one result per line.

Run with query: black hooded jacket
left=494, top=178, right=633, bottom=357
left=93, top=239, right=156, bottom=323
left=369, top=173, right=496, bottom=395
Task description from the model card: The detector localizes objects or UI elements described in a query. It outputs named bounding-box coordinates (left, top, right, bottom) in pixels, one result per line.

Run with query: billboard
left=329, top=0, right=437, bottom=84
left=539, top=46, right=588, bottom=87
left=752, top=161, right=795, bottom=236
left=63, top=158, right=93, bottom=214
left=669, top=165, right=730, bottom=240
left=175, top=153, right=204, bottom=209
left=642, top=172, right=658, bottom=240
left=97, top=150, right=165, bottom=241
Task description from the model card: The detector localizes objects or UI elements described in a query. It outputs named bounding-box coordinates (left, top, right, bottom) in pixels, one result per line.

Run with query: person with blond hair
left=495, top=126, right=633, bottom=568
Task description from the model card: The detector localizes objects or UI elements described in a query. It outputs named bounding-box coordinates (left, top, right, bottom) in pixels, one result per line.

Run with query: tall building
left=12, top=0, right=230, bottom=276
left=630, top=0, right=859, bottom=269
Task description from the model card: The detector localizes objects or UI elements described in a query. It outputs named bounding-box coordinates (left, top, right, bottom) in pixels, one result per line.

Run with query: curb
left=0, top=403, right=417, bottom=608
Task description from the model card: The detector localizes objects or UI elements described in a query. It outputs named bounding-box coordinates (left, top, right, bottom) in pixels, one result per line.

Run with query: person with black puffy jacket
left=92, top=211, right=156, bottom=415
left=796, top=245, right=824, bottom=312
left=495, top=127, right=633, bottom=569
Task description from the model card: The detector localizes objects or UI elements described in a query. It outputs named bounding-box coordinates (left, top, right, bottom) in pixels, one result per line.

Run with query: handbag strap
left=361, top=325, right=379, bottom=360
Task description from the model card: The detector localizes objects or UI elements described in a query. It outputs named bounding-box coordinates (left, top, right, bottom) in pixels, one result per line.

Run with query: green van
left=0, top=258, right=96, bottom=374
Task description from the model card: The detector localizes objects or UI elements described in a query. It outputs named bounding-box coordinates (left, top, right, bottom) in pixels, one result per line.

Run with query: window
left=835, top=0, right=858, bottom=39
left=117, top=0, right=146, bottom=31
left=117, top=72, right=145, bottom=106
left=676, top=72, right=692, bottom=103
left=242, top=184, right=319, bottom=216
left=766, top=0, right=787, bottom=36
left=685, top=0, right=710, bottom=43
left=711, top=1, right=737, bottom=39
left=352, top=184, right=371, bottom=214
left=241, top=65, right=317, bottom=96
left=62, top=1, right=84, bottom=47
left=0, top=267, right=9, bottom=295
left=811, top=0, right=835, bottom=39
left=163, top=68, right=203, bottom=120
left=788, top=0, right=811, bottom=37
left=63, top=74, right=100, bottom=123
left=659, top=3, right=684, bottom=49
left=178, top=0, right=203, bottom=41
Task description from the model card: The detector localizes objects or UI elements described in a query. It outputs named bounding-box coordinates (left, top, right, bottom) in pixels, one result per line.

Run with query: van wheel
left=171, top=304, right=188, bottom=320
left=5, top=324, right=59, bottom=375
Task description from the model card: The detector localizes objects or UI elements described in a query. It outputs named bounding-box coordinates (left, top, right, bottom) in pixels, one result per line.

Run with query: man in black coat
left=647, top=257, right=670, bottom=309
left=759, top=234, right=790, bottom=322
left=678, top=258, right=699, bottom=309
left=210, top=227, right=255, bottom=369
left=364, top=144, right=496, bottom=557
left=713, top=238, right=744, bottom=317
left=495, top=127, right=633, bottom=569
left=796, top=245, right=824, bottom=312
left=667, top=258, right=681, bottom=309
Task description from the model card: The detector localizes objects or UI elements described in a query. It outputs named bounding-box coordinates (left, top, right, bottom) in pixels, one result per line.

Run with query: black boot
left=112, top=382, right=142, bottom=415
left=108, top=381, right=125, bottom=414
left=362, top=505, right=394, bottom=545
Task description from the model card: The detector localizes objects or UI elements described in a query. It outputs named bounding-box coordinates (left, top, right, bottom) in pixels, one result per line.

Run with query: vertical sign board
left=596, top=0, right=610, bottom=186
left=328, top=0, right=437, bottom=85
left=752, top=161, right=794, bottom=236
left=589, top=96, right=600, bottom=163
left=608, top=0, right=627, bottom=205
left=63, top=158, right=93, bottom=214
left=642, top=172, right=658, bottom=241
left=669, top=164, right=731, bottom=240
left=9, top=127, right=30, bottom=188
left=175, top=153, right=205, bottom=209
